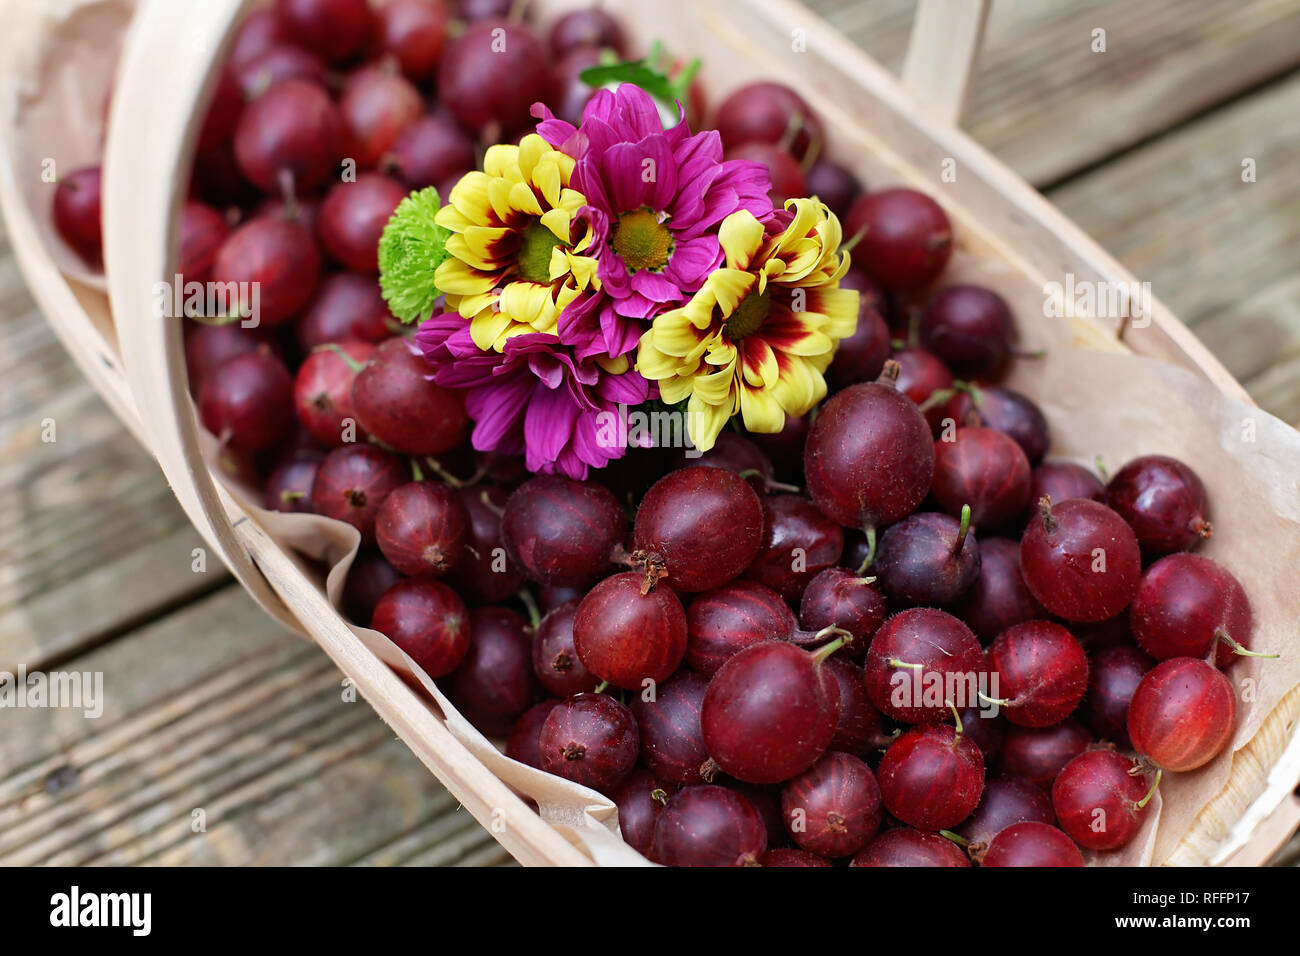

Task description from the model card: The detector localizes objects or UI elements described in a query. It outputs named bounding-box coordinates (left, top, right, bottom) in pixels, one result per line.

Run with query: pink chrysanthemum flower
left=535, top=86, right=772, bottom=361
left=415, top=312, right=654, bottom=479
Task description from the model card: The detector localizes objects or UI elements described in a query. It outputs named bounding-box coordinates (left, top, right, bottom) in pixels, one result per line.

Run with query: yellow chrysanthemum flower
left=434, top=133, right=599, bottom=352
left=635, top=198, right=859, bottom=452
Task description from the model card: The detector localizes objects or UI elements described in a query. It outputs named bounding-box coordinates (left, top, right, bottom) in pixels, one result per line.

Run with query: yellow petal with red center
left=830, top=252, right=852, bottom=283
left=658, top=375, right=695, bottom=404
left=777, top=241, right=825, bottom=282
left=811, top=285, right=861, bottom=339
left=538, top=205, right=571, bottom=241
left=687, top=389, right=737, bottom=453
left=758, top=304, right=832, bottom=357
left=681, top=337, right=713, bottom=368
left=692, top=356, right=738, bottom=404
left=769, top=354, right=827, bottom=416
left=738, top=381, right=786, bottom=433
left=455, top=225, right=513, bottom=265
left=435, top=257, right=500, bottom=296
left=818, top=206, right=844, bottom=249
left=703, top=268, right=757, bottom=321
left=532, top=156, right=563, bottom=207
left=564, top=251, right=600, bottom=290
left=779, top=327, right=834, bottom=357
left=676, top=294, right=717, bottom=333
left=483, top=143, right=520, bottom=178
left=719, top=211, right=765, bottom=270
left=703, top=336, right=737, bottom=368
left=636, top=338, right=687, bottom=380
left=470, top=308, right=516, bottom=352
left=552, top=149, right=576, bottom=182
left=741, top=337, right=780, bottom=388
left=644, top=308, right=707, bottom=357
left=457, top=290, right=499, bottom=317
left=486, top=177, right=521, bottom=225
left=556, top=186, right=585, bottom=213
left=508, top=179, right=545, bottom=217
left=546, top=245, right=572, bottom=283
left=808, top=350, right=835, bottom=375
left=771, top=199, right=821, bottom=256
left=517, top=134, right=548, bottom=176
left=498, top=280, right=560, bottom=332
left=440, top=173, right=494, bottom=225
left=435, top=203, right=478, bottom=235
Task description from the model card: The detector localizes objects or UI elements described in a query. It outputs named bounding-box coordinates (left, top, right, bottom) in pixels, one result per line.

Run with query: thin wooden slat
left=102, top=0, right=306, bottom=638
left=900, top=0, right=989, bottom=124
left=0, top=525, right=223, bottom=672
left=349, top=798, right=513, bottom=867
left=353, top=802, right=508, bottom=868
left=1049, top=72, right=1300, bottom=424
left=808, top=0, right=1300, bottom=186
left=0, top=224, right=226, bottom=670
left=0, top=586, right=478, bottom=867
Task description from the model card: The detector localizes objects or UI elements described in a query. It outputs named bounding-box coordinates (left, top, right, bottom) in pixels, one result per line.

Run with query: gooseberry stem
left=939, top=829, right=969, bottom=848
left=813, top=625, right=854, bottom=644
left=478, top=488, right=504, bottom=517
left=316, top=342, right=366, bottom=374
left=517, top=588, right=541, bottom=630
left=856, top=526, right=878, bottom=574
left=841, top=225, right=867, bottom=255
left=1038, top=495, right=1057, bottom=533
left=1135, top=768, right=1163, bottom=809
left=811, top=636, right=847, bottom=664
left=777, top=111, right=804, bottom=154
left=423, top=456, right=463, bottom=489
left=918, top=387, right=955, bottom=413
left=953, top=503, right=972, bottom=553
left=875, top=359, right=901, bottom=389
left=1216, top=629, right=1280, bottom=659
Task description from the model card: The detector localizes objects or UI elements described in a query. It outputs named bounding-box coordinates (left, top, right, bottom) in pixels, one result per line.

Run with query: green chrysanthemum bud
left=378, top=187, right=452, bottom=324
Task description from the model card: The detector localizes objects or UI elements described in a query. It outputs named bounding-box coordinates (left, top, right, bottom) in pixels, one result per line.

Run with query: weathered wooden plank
left=0, top=229, right=228, bottom=670
left=1195, top=276, right=1300, bottom=387
left=0, top=586, right=471, bottom=867
left=806, top=0, right=1300, bottom=186
left=354, top=799, right=512, bottom=868
left=0, top=524, right=223, bottom=672
left=1048, top=72, right=1300, bottom=425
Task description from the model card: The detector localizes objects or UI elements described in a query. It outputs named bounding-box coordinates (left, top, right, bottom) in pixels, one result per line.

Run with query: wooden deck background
left=2, top=0, right=1299, bottom=866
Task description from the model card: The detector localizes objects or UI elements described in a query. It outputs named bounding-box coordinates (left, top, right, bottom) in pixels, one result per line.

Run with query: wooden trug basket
left=3, top=0, right=1299, bottom=866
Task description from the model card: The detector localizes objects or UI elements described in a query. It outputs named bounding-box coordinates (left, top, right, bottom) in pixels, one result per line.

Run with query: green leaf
left=579, top=47, right=701, bottom=115
left=378, top=187, right=453, bottom=324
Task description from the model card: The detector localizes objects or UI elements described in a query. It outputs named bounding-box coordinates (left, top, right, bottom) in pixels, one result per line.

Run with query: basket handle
left=901, top=0, right=992, bottom=126
left=102, top=0, right=594, bottom=866
left=102, top=0, right=302, bottom=633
